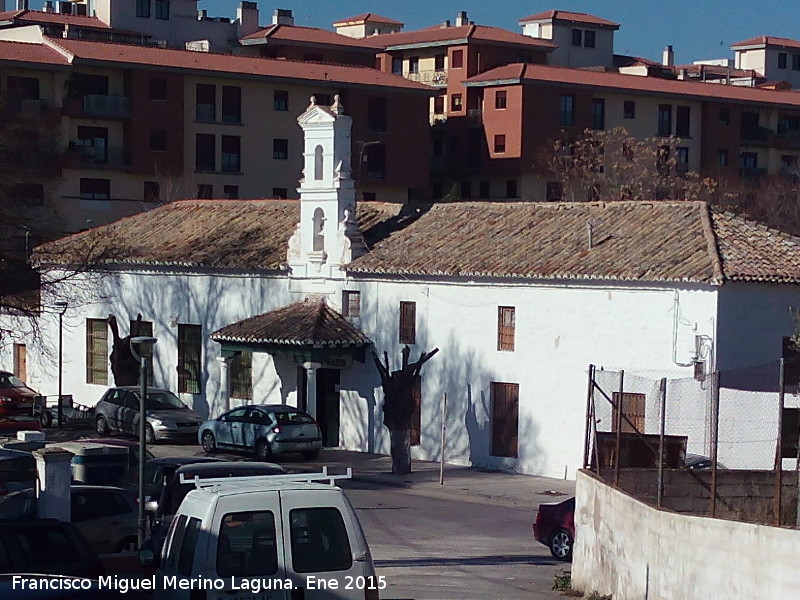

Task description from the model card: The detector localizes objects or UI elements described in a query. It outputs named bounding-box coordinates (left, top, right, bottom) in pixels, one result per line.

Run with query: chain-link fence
left=584, top=361, right=800, bottom=526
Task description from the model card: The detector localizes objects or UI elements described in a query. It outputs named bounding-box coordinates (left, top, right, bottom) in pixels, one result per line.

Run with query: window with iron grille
left=490, top=382, right=518, bottom=457
left=497, top=306, right=515, bottom=351
left=399, top=301, right=416, bottom=344
left=343, top=291, right=361, bottom=317
left=178, top=324, right=202, bottom=394
left=86, top=319, right=108, bottom=384
left=230, top=351, right=252, bottom=400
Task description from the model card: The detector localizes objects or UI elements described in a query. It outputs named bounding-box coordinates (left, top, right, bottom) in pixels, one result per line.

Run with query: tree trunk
left=390, top=428, right=411, bottom=475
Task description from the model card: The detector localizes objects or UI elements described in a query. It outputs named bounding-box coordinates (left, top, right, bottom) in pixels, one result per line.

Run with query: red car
left=0, top=372, right=39, bottom=416
left=532, top=496, right=575, bottom=561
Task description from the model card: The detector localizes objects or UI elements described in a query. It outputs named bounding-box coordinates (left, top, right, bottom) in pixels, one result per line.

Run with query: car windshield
left=275, top=411, right=315, bottom=425
left=0, top=374, right=28, bottom=389
left=144, top=391, right=187, bottom=411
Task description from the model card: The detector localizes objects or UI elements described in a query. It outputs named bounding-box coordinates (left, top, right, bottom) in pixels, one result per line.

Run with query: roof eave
left=464, top=77, right=522, bottom=87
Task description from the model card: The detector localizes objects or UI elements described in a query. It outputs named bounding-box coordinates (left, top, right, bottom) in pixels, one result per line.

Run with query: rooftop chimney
left=237, top=2, right=260, bottom=38
left=662, top=45, right=674, bottom=67
left=272, top=8, right=294, bottom=26
left=42, top=1, right=53, bottom=13
left=441, top=20, right=450, bottom=28
left=456, top=10, right=468, bottom=26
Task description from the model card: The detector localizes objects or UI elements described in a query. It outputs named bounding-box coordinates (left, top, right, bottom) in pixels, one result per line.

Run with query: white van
left=151, top=469, right=382, bottom=600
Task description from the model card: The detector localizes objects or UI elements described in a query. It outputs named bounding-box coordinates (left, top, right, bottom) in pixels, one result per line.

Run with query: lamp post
left=54, top=301, right=68, bottom=429
left=130, top=335, right=157, bottom=549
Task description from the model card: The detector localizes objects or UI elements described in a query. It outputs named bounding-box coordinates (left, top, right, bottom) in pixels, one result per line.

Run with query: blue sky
left=200, top=0, right=796, bottom=65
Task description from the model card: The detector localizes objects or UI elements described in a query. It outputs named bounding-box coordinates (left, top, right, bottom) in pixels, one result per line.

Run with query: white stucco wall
left=572, top=470, right=800, bottom=599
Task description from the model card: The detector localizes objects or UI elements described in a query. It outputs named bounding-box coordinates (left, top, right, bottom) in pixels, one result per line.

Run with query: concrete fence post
left=33, top=447, right=74, bottom=522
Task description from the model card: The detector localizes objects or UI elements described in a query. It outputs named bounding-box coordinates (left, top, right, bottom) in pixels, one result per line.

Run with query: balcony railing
left=403, top=69, right=448, bottom=86
left=74, top=145, right=130, bottom=168
left=83, top=94, right=131, bottom=118
left=740, top=126, right=773, bottom=145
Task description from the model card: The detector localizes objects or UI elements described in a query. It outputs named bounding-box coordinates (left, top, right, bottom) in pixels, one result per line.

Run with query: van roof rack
left=180, top=466, right=352, bottom=490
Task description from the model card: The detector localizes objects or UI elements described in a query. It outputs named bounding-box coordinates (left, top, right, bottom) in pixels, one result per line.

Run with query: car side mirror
left=352, top=550, right=368, bottom=562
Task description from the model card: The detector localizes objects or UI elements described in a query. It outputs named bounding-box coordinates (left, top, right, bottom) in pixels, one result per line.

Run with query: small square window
left=343, top=291, right=361, bottom=317
left=223, top=185, right=239, bottom=199
left=197, top=184, right=213, bottom=199
left=494, top=134, right=506, bottom=153
left=495, top=90, right=507, bottom=110
left=272, top=187, right=288, bottom=199
left=273, top=138, right=288, bottom=160
left=273, top=90, right=288, bottom=111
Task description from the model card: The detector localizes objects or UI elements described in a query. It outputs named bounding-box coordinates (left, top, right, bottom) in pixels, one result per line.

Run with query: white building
left=733, top=36, right=800, bottom=90
left=5, top=98, right=800, bottom=479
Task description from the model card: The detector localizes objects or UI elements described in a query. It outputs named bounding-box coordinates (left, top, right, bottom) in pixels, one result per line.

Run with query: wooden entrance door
left=13, top=344, right=27, bottom=382
left=491, top=382, right=519, bottom=458
left=316, top=368, right=341, bottom=447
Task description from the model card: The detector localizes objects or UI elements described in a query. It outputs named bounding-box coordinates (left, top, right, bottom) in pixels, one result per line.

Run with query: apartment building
left=733, top=36, right=800, bottom=90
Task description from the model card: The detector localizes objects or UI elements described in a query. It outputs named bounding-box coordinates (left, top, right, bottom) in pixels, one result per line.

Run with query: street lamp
left=130, top=335, right=157, bottom=549
left=53, top=301, right=68, bottom=429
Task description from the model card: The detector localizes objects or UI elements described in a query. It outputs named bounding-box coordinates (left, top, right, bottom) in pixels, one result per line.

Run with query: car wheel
left=39, top=410, right=53, bottom=429
left=255, top=438, right=273, bottom=461
left=202, top=431, right=217, bottom=453
left=96, top=415, right=109, bottom=436
left=302, top=449, right=320, bottom=460
left=144, top=424, right=156, bottom=445
left=549, top=528, right=573, bottom=561
left=117, top=536, right=138, bottom=553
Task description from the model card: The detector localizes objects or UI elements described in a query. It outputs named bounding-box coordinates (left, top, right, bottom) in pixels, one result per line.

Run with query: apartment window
left=623, top=100, right=635, bottom=119
left=780, top=115, right=800, bottom=133
left=718, top=107, right=730, bottom=125
left=546, top=181, right=562, bottom=201
left=506, top=179, right=517, bottom=198
left=149, top=129, right=166, bottom=152
left=79, top=178, right=110, bottom=201
left=490, top=382, right=519, bottom=458
left=451, top=49, right=464, bottom=69
left=197, top=184, right=213, bottom=199
left=136, top=0, right=150, bottom=18
left=717, top=149, right=729, bottom=167
left=177, top=324, right=202, bottom=394
left=479, top=180, right=490, bottom=197
left=273, top=138, right=288, bottom=160
left=793, top=54, right=800, bottom=71
left=154, top=0, right=169, bottom=20
left=221, top=135, right=241, bottom=173
left=221, top=86, right=241, bottom=123
left=143, top=181, right=160, bottom=202
left=408, top=56, right=419, bottom=74
left=584, top=30, right=596, bottom=48
left=195, top=134, right=215, bottom=171
left=571, top=28, right=582, bottom=46
left=196, top=84, right=215, bottom=121
left=273, top=90, right=288, bottom=111
left=399, top=301, right=416, bottom=344
left=676, top=105, right=691, bottom=137
left=367, top=97, right=388, bottom=132
left=85, top=319, right=108, bottom=385
left=778, top=52, right=788, bottom=69
left=433, top=95, right=444, bottom=114
left=434, top=53, right=446, bottom=70
left=272, top=187, right=288, bottom=199
left=494, top=134, right=506, bottom=153
left=560, top=94, right=575, bottom=126
left=149, top=77, right=166, bottom=100
left=657, top=104, right=672, bottom=136
left=450, top=94, right=463, bottom=112
left=391, top=57, right=402, bottom=74
left=461, top=180, right=472, bottom=198
left=497, top=307, right=515, bottom=351
left=676, top=147, right=689, bottom=171
left=342, top=291, right=361, bottom=317
left=229, top=350, right=252, bottom=400
left=611, top=392, right=646, bottom=433
left=740, top=152, right=758, bottom=169
left=76, top=125, right=108, bottom=164
left=592, top=98, right=605, bottom=129
left=366, top=144, right=386, bottom=179
left=495, top=90, right=507, bottom=109
left=223, top=185, right=239, bottom=199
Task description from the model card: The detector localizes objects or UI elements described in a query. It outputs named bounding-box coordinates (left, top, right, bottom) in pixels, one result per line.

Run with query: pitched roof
left=464, top=63, right=800, bottom=108
left=372, top=24, right=556, bottom=51
left=211, top=298, right=371, bottom=347
left=731, top=36, right=800, bottom=50
left=0, top=39, right=69, bottom=66
left=0, top=9, right=110, bottom=29
left=240, top=24, right=384, bottom=50
left=333, top=13, right=404, bottom=27
left=518, top=10, right=620, bottom=29
left=43, top=37, right=430, bottom=91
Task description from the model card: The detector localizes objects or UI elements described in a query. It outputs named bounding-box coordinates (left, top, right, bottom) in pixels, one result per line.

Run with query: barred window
left=178, top=324, right=202, bottom=394
left=497, top=306, right=515, bottom=351
left=86, top=319, right=108, bottom=384
left=399, top=301, right=416, bottom=345
left=230, top=351, right=252, bottom=400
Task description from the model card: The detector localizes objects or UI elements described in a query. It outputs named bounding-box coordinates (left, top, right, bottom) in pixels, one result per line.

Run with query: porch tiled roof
left=0, top=39, right=70, bottom=66
left=211, top=298, right=371, bottom=347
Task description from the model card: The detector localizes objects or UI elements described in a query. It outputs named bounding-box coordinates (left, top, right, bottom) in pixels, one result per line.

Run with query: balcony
left=83, top=94, right=131, bottom=118
left=403, top=69, right=448, bottom=86
left=68, top=145, right=130, bottom=169
left=740, top=126, right=773, bottom=146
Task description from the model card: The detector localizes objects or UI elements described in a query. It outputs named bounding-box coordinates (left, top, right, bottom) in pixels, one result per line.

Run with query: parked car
left=685, top=453, right=727, bottom=470
left=0, top=371, right=39, bottom=417
left=0, top=485, right=138, bottom=554
left=532, top=496, right=575, bottom=561
left=199, top=404, right=322, bottom=460
left=0, top=520, right=104, bottom=577
left=94, top=387, right=203, bottom=443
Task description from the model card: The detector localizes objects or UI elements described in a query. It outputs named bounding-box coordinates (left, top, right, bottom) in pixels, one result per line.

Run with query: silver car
left=94, top=387, right=203, bottom=443
left=199, top=404, right=322, bottom=460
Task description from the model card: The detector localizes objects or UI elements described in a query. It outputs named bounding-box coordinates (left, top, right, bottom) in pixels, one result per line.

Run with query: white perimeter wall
left=572, top=470, right=800, bottom=599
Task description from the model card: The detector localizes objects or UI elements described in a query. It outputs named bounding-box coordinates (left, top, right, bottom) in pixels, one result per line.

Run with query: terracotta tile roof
left=333, top=13, right=404, bottom=27
left=43, top=37, right=430, bottom=91
left=675, top=63, right=758, bottom=79
left=33, top=199, right=401, bottom=270
left=465, top=63, right=800, bottom=108
left=240, top=24, right=385, bottom=50
left=518, top=10, right=620, bottom=29
left=0, top=39, right=69, bottom=66
left=211, top=298, right=371, bottom=347
left=731, top=36, right=800, bottom=50
left=372, top=24, right=556, bottom=51
left=0, top=8, right=110, bottom=29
